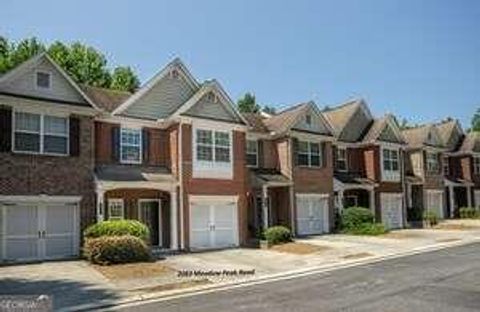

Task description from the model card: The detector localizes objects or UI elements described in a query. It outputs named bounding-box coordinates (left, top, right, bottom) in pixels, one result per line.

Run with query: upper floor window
left=382, top=148, right=399, bottom=172
left=426, top=152, right=439, bottom=173
left=13, top=111, right=68, bottom=155
left=335, top=147, right=347, bottom=171
left=196, top=129, right=231, bottom=163
left=297, top=140, right=321, bottom=167
left=443, top=156, right=449, bottom=175
left=246, top=139, right=258, bottom=167
left=120, top=128, right=142, bottom=164
left=474, top=156, right=480, bottom=175
left=36, top=71, right=51, bottom=89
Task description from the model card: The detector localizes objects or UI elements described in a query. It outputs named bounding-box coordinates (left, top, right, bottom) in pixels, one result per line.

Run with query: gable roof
left=112, top=57, right=200, bottom=117
left=264, top=101, right=332, bottom=136
left=0, top=52, right=99, bottom=110
left=242, top=113, right=269, bottom=133
left=322, top=99, right=373, bottom=141
left=459, top=131, right=480, bottom=153
left=361, top=114, right=405, bottom=144
left=80, top=85, right=131, bottom=113
left=402, top=124, right=443, bottom=149
left=435, top=119, right=464, bottom=150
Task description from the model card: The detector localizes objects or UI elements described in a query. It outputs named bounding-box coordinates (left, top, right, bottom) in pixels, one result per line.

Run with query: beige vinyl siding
left=123, top=74, right=197, bottom=119
left=0, top=57, right=87, bottom=105
left=292, top=106, right=331, bottom=135
left=184, top=93, right=241, bottom=122
left=411, top=151, right=424, bottom=179
left=339, top=107, right=371, bottom=142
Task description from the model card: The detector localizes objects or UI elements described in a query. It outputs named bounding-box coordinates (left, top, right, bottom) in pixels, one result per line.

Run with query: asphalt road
left=111, top=243, right=480, bottom=312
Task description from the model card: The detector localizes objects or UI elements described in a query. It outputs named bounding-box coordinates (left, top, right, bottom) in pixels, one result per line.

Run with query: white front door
left=380, top=193, right=404, bottom=229
left=189, top=196, right=238, bottom=250
left=1, top=199, right=79, bottom=262
left=296, top=194, right=329, bottom=236
left=425, top=190, right=444, bottom=219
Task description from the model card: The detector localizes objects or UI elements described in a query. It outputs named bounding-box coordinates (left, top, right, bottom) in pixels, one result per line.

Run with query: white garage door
left=189, top=196, right=238, bottom=250
left=425, top=190, right=444, bottom=219
left=296, top=194, right=329, bottom=236
left=0, top=198, right=79, bottom=262
left=380, top=193, right=404, bottom=229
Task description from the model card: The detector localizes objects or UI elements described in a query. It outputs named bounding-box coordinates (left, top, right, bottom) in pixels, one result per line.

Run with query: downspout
left=401, top=148, right=407, bottom=227
left=178, top=122, right=185, bottom=250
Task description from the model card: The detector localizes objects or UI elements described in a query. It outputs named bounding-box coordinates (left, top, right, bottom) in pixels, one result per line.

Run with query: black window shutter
left=112, top=126, right=120, bottom=162
left=69, top=116, right=80, bottom=156
left=142, top=128, right=149, bottom=164
left=257, top=140, right=264, bottom=168
left=292, top=138, right=299, bottom=166
left=0, top=106, right=12, bottom=152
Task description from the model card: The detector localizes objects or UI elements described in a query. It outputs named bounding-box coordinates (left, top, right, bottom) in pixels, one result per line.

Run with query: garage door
left=0, top=198, right=79, bottom=262
left=189, top=196, right=238, bottom=250
left=296, top=194, right=329, bottom=236
left=425, top=190, right=444, bottom=219
left=380, top=193, right=404, bottom=229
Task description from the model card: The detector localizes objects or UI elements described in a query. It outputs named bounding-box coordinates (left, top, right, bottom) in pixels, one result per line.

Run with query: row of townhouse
left=0, top=53, right=479, bottom=263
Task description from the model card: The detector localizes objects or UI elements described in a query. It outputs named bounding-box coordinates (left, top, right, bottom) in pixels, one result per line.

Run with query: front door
left=139, top=200, right=161, bottom=246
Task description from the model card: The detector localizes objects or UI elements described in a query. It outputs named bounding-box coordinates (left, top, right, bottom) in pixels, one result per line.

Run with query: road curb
left=63, top=237, right=480, bottom=312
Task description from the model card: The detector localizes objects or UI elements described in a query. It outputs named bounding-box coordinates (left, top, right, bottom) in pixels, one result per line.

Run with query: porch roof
left=250, top=168, right=292, bottom=187
left=406, top=174, right=423, bottom=184
left=444, top=177, right=474, bottom=187
left=95, top=164, right=175, bottom=183
left=334, top=173, right=376, bottom=191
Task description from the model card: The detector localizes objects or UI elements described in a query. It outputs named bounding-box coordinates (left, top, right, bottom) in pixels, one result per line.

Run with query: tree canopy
left=237, top=92, right=260, bottom=113
left=472, top=108, right=480, bottom=132
left=0, top=36, right=140, bottom=92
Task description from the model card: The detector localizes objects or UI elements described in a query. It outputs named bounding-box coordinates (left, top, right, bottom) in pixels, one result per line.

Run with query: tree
left=9, top=37, right=45, bottom=69
left=472, top=108, right=480, bottom=132
left=0, top=36, right=10, bottom=73
left=111, top=66, right=140, bottom=92
left=237, top=92, right=260, bottom=113
left=262, top=105, right=276, bottom=114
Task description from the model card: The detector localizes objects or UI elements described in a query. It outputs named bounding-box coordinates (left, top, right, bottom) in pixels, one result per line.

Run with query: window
left=108, top=199, right=124, bottom=220
left=13, top=111, right=69, bottom=155
left=36, top=71, right=51, bottom=89
left=297, top=140, right=321, bottom=167
left=426, top=152, right=439, bottom=173
left=335, top=147, right=347, bottom=171
left=246, top=139, right=258, bottom=167
left=196, top=129, right=231, bottom=163
left=382, top=148, right=399, bottom=171
left=305, top=114, right=312, bottom=125
left=120, top=128, right=142, bottom=164
left=474, top=156, right=480, bottom=175
left=443, top=156, right=449, bottom=175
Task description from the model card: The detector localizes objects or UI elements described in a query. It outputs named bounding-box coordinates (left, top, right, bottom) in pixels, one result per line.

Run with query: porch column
left=467, top=186, right=472, bottom=208
left=338, top=190, right=344, bottom=214
left=449, top=186, right=455, bottom=217
left=170, top=191, right=178, bottom=250
left=369, top=189, right=375, bottom=217
left=289, top=186, right=295, bottom=235
left=262, top=185, right=269, bottom=230
left=96, top=189, right=105, bottom=222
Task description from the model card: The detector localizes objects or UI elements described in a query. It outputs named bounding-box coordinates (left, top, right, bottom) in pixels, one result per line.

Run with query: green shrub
left=459, top=207, right=478, bottom=219
left=264, top=226, right=292, bottom=245
left=84, top=220, right=150, bottom=242
left=341, top=207, right=375, bottom=230
left=423, top=210, right=438, bottom=226
left=84, top=235, right=151, bottom=265
left=346, top=223, right=387, bottom=236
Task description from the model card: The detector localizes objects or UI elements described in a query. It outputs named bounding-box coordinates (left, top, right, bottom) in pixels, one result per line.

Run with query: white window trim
left=336, top=147, right=348, bottom=172
left=34, top=70, right=52, bottom=90
left=192, top=127, right=233, bottom=179
left=246, top=139, right=259, bottom=168
left=426, top=152, right=439, bottom=173
left=108, top=198, right=124, bottom=220
left=120, top=127, right=142, bottom=164
left=12, top=109, right=70, bottom=157
left=297, top=140, right=322, bottom=168
left=381, top=147, right=400, bottom=182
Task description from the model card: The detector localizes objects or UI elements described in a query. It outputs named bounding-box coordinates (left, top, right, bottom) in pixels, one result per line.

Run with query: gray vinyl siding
left=0, top=57, right=87, bottom=105
left=378, top=124, right=402, bottom=143
left=123, top=74, right=197, bottom=119
left=339, top=106, right=371, bottom=142
left=292, top=106, right=331, bottom=135
left=184, top=93, right=241, bottom=122
left=446, top=128, right=462, bottom=150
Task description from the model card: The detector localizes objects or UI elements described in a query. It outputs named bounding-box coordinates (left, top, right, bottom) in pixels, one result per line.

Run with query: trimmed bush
left=341, top=207, right=375, bottom=230
left=264, top=226, right=292, bottom=245
left=347, top=223, right=387, bottom=236
left=459, top=207, right=478, bottom=219
left=84, top=235, right=151, bottom=265
left=84, top=220, right=150, bottom=242
left=423, top=210, right=438, bottom=226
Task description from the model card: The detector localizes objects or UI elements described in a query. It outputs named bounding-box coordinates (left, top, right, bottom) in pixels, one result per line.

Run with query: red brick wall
left=364, top=146, right=378, bottom=181
left=262, top=139, right=279, bottom=169
left=0, top=115, right=96, bottom=231
left=180, top=124, right=248, bottom=249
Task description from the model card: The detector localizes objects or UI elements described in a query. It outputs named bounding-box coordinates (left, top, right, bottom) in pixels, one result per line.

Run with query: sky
left=2, top=0, right=479, bottom=127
